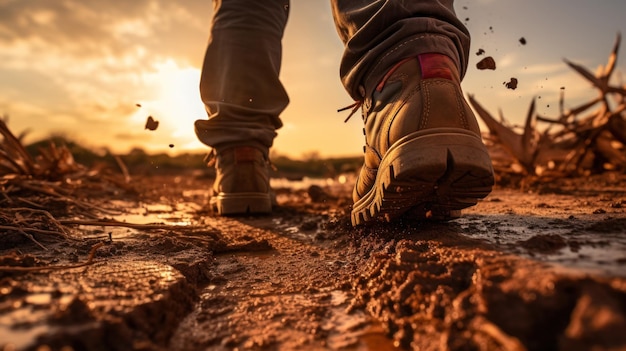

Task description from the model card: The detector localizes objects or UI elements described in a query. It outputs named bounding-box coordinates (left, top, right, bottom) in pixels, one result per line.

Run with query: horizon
left=1, top=0, right=625, bottom=159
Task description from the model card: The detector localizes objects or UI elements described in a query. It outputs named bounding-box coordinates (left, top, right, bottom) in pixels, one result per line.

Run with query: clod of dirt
left=476, top=56, right=496, bottom=70
left=308, top=185, right=329, bottom=203
left=51, top=297, right=94, bottom=324
left=504, top=77, right=519, bottom=90
left=519, top=37, right=527, bottom=45
left=519, top=234, right=567, bottom=253
left=476, top=48, right=485, bottom=56
left=585, top=218, right=626, bottom=233
left=299, top=219, right=319, bottom=231
left=145, top=116, right=159, bottom=131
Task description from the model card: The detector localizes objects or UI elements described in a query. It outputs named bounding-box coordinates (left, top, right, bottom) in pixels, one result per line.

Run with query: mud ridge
left=347, top=223, right=626, bottom=350
left=1, top=237, right=216, bottom=351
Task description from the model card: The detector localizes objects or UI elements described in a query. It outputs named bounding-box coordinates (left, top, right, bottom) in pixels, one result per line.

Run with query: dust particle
left=169, top=144, right=174, bottom=148
left=504, top=78, right=518, bottom=90
left=519, top=37, right=527, bottom=45
left=476, top=48, right=485, bottom=56
left=476, top=56, right=496, bottom=70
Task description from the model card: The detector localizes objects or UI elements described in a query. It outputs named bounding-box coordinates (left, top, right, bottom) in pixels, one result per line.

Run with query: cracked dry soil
left=1, top=173, right=626, bottom=351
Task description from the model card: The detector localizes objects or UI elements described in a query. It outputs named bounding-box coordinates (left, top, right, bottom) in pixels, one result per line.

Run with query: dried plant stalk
left=470, top=33, right=626, bottom=178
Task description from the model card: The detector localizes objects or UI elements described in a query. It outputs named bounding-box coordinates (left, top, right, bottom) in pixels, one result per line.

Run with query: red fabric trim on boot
left=418, top=53, right=455, bottom=80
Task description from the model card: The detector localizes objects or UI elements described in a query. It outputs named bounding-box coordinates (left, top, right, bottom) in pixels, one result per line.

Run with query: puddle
left=271, top=177, right=339, bottom=191
left=270, top=175, right=356, bottom=196
left=271, top=218, right=321, bottom=242
left=536, top=244, right=626, bottom=277
left=455, top=215, right=626, bottom=277
left=103, top=201, right=201, bottom=226
left=324, top=291, right=395, bottom=350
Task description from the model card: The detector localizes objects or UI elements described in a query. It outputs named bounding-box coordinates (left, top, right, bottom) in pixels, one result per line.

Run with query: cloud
left=0, top=0, right=210, bottom=61
left=0, top=0, right=212, bottom=152
left=522, top=62, right=570, bottom=75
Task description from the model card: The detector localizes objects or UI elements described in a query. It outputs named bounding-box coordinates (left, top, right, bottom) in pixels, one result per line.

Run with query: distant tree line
left=25, top=135, right=362, bottom=179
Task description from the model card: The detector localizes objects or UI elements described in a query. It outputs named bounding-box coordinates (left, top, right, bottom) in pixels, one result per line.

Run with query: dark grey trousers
left=195, top=0, right=470, bottom=152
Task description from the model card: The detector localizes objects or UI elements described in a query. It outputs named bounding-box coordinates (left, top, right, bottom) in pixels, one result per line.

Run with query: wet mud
left=1, top=173, right=625, bottom=350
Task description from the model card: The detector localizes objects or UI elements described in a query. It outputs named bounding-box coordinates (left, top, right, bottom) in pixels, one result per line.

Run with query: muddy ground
left=1, top=172, right=625, bottom=351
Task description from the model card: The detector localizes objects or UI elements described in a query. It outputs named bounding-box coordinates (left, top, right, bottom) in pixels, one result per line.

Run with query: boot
left=209, top=146, right=272, bottom=215
left=351, top=53, right=495, bottom=226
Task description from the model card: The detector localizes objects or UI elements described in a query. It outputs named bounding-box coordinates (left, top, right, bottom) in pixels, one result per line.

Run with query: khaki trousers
left=195, top=0, right=470, bottom=153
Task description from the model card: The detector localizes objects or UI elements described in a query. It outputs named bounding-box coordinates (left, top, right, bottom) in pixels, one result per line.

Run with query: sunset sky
left=1, top=0, right=625, bottom=159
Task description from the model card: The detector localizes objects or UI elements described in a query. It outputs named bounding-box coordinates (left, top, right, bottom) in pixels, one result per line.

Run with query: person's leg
left=196, top=0, right=289, bottom=215
left=331, top=0, right=495, bottom=225
left=331, top=0, right=470, bottom=101
left=196, top=0, right=289, bottom=152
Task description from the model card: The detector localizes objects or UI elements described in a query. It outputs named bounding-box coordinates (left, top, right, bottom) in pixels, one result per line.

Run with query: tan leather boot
left=351, top=53, right=495, bottom=226
left=210, top=146, right=272, bottom=215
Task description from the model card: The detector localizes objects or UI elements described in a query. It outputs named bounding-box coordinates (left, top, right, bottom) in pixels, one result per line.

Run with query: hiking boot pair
left=210, top=53, right=494, bottom=224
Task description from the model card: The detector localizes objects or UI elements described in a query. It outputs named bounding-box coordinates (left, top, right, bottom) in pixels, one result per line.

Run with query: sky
left=1, top=0, right=625, bottom=159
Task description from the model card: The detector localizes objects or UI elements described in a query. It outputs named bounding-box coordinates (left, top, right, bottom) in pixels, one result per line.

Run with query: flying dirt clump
left=145, top=116, right=159, bottom=131
left=469, top=33, right=626, bottom=178
left=476, top=56, right=496, bottom=70
left=504, top=77, right=518, bottom=90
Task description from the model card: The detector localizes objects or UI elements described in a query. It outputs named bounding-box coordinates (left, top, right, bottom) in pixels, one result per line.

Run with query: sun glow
left=135, top=59, right=208, bottom=153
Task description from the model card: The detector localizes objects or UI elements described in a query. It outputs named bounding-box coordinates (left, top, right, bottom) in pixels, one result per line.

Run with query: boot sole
left=211, top=192, right=272, bottom=215
left=351, top=129, right=495, bottom=226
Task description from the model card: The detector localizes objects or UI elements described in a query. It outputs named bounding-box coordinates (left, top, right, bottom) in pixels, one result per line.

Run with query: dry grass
left=0, top=118, right=206, bottom=277
left=0, top=118, right=178, bottom=252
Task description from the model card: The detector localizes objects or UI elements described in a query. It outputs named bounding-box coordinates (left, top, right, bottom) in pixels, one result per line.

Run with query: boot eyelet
left=358, top=85, right=366, bottom=97
left=364, top=99, right=371, bottom=110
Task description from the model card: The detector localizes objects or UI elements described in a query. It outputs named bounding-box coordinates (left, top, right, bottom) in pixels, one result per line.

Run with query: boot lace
left=338, top=101, right=362, bottom=123
left=339, top=57, right=416, bottom=123
left=204, top=149, right=217, bottom=167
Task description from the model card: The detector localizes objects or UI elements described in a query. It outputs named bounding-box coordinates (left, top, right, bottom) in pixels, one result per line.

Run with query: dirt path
left=1, top=174, right=625, bottom=350
left=169, top=214, right=391, bottom=350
